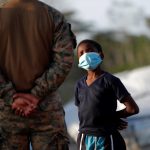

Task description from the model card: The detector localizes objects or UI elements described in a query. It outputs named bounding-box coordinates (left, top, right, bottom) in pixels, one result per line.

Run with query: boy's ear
left=100, top=51, right=104, bottom=60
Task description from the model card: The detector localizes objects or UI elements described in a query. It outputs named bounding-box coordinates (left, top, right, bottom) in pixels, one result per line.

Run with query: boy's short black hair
left=77, top=39, right=103, bottom=52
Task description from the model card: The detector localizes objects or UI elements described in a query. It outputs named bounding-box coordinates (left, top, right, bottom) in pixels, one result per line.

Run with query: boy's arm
left=0, top=70, right=16, bottom=105
left=116, top=95, right=139, bottom=118
left=110, top=76, right=139, bottom=130
left=31, top=9, right=76, bottom=100
left=110, top=76, right=139, bottom=117
left=114, top=95, right=139, bottom=130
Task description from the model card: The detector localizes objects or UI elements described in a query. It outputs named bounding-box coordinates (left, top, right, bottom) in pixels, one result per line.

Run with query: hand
left=115, top=118, right=128, bottom=130
left=12, top=97, right=34, bottom=117
left=13, top=93, right=40, bottom=107
left=12, top=93, right=40, bottom=117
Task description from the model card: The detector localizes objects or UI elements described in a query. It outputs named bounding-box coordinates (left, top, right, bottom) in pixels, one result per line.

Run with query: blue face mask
left=78, top=52, right=103, bottom=70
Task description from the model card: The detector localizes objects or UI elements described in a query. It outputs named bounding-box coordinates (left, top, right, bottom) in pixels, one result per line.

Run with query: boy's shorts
left=77, top=131, right=126, bottom=150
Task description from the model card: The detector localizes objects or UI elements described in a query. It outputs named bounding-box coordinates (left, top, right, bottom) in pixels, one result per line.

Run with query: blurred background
left=41, top=0, right=150, bottom=149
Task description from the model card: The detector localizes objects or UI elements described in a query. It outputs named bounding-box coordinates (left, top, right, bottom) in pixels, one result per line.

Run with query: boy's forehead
left=78, top=42, right=94, bottom=49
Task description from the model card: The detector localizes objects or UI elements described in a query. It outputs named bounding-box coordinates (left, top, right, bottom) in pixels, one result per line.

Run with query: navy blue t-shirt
left=75, top=72, right=130, bottom=136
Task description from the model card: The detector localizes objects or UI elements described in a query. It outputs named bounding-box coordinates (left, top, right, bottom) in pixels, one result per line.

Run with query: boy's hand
left=115, top=118, right=128, bottom=130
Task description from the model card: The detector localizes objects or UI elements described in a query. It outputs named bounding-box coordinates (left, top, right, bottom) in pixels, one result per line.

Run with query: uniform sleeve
left=110, top=76, right=130, bottom=103
left=31, top=8, right=76, bottom=100
left=0, top=70, right=16, bottom=105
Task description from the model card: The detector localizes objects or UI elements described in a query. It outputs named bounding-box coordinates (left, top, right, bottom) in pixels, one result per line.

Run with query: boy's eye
left=79, top=52, right=84, bottom=56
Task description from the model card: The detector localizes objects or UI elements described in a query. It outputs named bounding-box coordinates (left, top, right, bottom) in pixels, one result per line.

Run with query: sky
left=41, top=0, right=150, bottom=37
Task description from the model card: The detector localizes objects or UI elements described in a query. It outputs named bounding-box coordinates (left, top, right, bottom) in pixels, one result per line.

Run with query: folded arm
left=116, top=95, right=139, bottom=118
left=114, top=95, right=139, bottom=130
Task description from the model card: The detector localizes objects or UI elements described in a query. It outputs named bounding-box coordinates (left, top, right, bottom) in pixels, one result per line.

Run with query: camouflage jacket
left=0, top=0, right=76, bottom=106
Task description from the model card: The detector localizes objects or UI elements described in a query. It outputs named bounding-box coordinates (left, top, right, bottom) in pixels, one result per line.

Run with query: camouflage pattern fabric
left=0, top=0, right=11, bottom=7
left=0, top=0, right=76, bottom=149
left=31, top=2, right=76, bottom=101
left=0, top=92, right=69, bottom=150
left=0, top=70, right=16, bottom=106
left=0, top=0, right=76, bottom=105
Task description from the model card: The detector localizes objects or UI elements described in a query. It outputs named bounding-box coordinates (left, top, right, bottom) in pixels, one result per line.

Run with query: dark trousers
left=0, top=99, right=69, bottom=150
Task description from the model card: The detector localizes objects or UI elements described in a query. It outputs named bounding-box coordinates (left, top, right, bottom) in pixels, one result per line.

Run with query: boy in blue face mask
left=75, top=39, right=139, bottom=150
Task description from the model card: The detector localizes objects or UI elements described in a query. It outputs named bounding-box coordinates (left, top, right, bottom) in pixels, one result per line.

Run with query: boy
left=75, top=39, right=139, bottom=150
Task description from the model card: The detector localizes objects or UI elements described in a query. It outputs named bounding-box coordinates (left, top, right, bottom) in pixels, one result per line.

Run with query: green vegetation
left=56, top=11, right=150, bottom=103
left=93, top=32, right=150, bottom=73
left=94, top=33, right=150, bottom=73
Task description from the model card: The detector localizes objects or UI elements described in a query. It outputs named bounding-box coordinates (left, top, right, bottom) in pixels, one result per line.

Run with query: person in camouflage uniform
left=0, top=0, right=76, bottom=149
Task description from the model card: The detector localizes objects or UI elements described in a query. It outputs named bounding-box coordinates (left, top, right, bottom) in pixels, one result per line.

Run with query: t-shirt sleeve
left=74, top=83, right=80, bottom=106
left=110, top=76, right=130, bottom=102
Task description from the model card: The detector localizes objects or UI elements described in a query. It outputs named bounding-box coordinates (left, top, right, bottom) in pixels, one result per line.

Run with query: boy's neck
left=86, top=68, right=104, bottom=86
left=87, top=68, right=104, bottom=79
